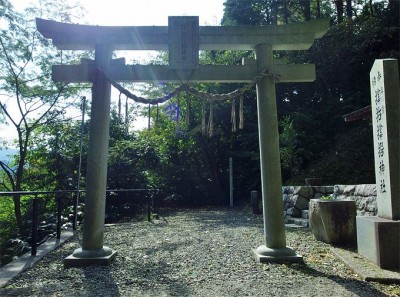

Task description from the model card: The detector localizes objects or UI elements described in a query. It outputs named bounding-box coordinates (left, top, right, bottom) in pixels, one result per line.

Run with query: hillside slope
left=288, top=122, right=375, bottom=186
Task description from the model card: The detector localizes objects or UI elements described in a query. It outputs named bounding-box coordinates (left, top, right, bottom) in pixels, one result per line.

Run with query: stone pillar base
left=357, top=216, right=400, bottom=270
left=64, top=246, right=117, bottom=268
left=253, top=245, right=303, bottom=263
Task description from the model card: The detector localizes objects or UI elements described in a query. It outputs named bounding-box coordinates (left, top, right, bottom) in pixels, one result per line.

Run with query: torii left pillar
left=64, top=45, right=117, bottom=268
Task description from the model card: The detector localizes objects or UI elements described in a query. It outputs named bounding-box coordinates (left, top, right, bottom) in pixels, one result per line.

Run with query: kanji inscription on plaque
left=168, top=16, right=199, bottom=69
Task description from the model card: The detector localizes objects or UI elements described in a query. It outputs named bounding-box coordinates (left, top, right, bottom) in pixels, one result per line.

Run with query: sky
left=0, top=0, right=226, bottom=142
left=78, top=0, right=225, bottom=62
left=79, top=0, right=225, bottom=26
left=77, top=0, right=226, bottom=127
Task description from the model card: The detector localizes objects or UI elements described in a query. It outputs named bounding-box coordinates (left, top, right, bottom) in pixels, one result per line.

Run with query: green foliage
left=0, top=0, right=86, bottom=237
left=320, top=195, right=332, bottom=200
left=26, top=120, right=86, bottom=191
left=0, top=197, right=16, bottom=241
left=279, top=116, right=304, bottom=181
left=222, top=0, right=334, bottom=25
left=221, top=0, right=398, bottom=186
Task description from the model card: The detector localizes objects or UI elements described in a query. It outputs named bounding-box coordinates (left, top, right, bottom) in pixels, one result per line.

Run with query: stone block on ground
left=286, top=207, right=301, bottom=217
left=290, top=195, right=310, bottom=210
left=292, top=217, right=309, bottom=227
left=356, top=216, right=400, bottom=270
left=301, top=210, right=309, bottom=219
left=284, top=216, right=309, bottom=228
left=309, top=199, right=357, bottom=245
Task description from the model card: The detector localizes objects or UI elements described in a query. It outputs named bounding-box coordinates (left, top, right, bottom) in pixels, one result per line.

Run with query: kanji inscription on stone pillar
left=370, top=59, right=400, bottom=220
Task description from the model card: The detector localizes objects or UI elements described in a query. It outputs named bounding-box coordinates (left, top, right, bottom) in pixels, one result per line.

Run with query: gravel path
left=1, top=207, right=398, bottom=296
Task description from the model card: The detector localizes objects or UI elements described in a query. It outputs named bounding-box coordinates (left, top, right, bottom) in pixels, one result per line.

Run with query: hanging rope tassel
left=125, top=96, right=129, bottom=135
left=118, top=92, right=122, bottom=127
left=202, top=102, right=206, bottom=135
left=147, top=104, right=151, bottom=130
left=156, top=103, right=159, bottom=129
left=208, top=101, right=214, bottom=137
left=239, top=96, right=244, bottom=129
left=231, top=100, right=237, bottom=132
left=186, top=92, right=190, bottom=126
left=176, top=94, right=181, bottom=133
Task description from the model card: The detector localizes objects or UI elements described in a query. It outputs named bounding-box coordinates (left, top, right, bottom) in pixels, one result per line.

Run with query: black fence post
left=152, top=191, right=156, bottom=215
left=31, top=196, right=39, bottom=256
left=251, top=190, right=260, bottom=214
left=147, top=192, right=151, bottom=222
left=56, top=195, right=62, bottom=240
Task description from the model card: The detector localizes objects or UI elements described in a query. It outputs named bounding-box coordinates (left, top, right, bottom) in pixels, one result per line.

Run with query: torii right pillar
left=253, top=43, right=303, bottom=263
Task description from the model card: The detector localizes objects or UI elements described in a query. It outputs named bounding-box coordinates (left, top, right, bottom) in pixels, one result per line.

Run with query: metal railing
left=0, top=189, right=159, bottom=256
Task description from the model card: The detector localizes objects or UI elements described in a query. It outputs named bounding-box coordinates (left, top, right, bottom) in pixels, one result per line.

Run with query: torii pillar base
left=64, top=247, right=117, bottom=268
left=253, top=245, right=303, bottom=264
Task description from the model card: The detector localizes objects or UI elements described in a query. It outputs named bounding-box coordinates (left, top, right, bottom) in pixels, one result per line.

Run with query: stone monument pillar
left=64, top=45, right=117, bottom=268
left=357, top=59, right=400, bottom=269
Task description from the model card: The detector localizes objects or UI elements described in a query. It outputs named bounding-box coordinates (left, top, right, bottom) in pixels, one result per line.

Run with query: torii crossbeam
left=36, top=16, right=329, bottom=267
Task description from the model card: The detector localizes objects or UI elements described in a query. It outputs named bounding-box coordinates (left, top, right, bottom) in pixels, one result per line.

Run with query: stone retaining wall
left=332, top=184, right=377, bottom=216
left=282, top=184, right=377, bottom=218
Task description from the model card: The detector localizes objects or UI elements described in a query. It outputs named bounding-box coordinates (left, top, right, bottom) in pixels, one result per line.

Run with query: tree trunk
left=198, top=135, right=224, bottom=205
left=304, top=0, right=311, bottom=21
left=369, top=0, right=374, bottom=16
left=388, top=0, right=399, bottom=24
left=13, top=131, right=30, bottom=238
left=204, top=148, right=224, bottom=205
left=316, top=0, right=321, bottom=18
left=270, top=0, right=278, bottom=25
left=125, top=97, right=129, bottom=134
left=345, top=0, right=352, bottom=18
left=335, top=0, right=344, bottom=23
left=13, top=193, right=25, bottom=238
left=265, top=4, right=271, bottom=24
left=283, top=0, right=289, bottom=24
left=388, top=0, right=399, bottom=12
left=14, top=174, right=26, bottom=238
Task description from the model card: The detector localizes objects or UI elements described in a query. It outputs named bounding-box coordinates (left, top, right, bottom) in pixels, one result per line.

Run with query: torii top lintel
left=36, top=17, right=329, bottom=52
left=36, top=16, right=329, bottom=83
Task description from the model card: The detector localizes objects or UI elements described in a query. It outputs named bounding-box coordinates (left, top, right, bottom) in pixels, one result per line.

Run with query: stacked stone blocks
left=282, top=184, right=377, bottom=227
left=283, top=185, right=377, bottom=216
left=333, top=184, right=377, bottom=216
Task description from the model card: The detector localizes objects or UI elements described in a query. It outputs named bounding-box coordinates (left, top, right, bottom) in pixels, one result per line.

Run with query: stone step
left=285, top=215, right=309, bottom=228
left=301, top=210, right=309, bottom=219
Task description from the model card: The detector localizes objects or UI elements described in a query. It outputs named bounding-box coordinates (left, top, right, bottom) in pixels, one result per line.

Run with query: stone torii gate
left=36, top=16, right=329, bottom=267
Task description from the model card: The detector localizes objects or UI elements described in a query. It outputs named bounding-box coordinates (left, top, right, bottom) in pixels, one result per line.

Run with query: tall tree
left=221, top=0, right=398, bottom=186
left=335, top=0, right=344, bottom=23
left=345, top=0, right=352, bottom=18
left=0, top=0, right=84, bottom=236
left=303, top=0, right=311, bottom=21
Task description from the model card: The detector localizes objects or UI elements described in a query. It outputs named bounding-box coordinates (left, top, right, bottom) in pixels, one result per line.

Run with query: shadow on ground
left=289, top=263, right=388, bottom=296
